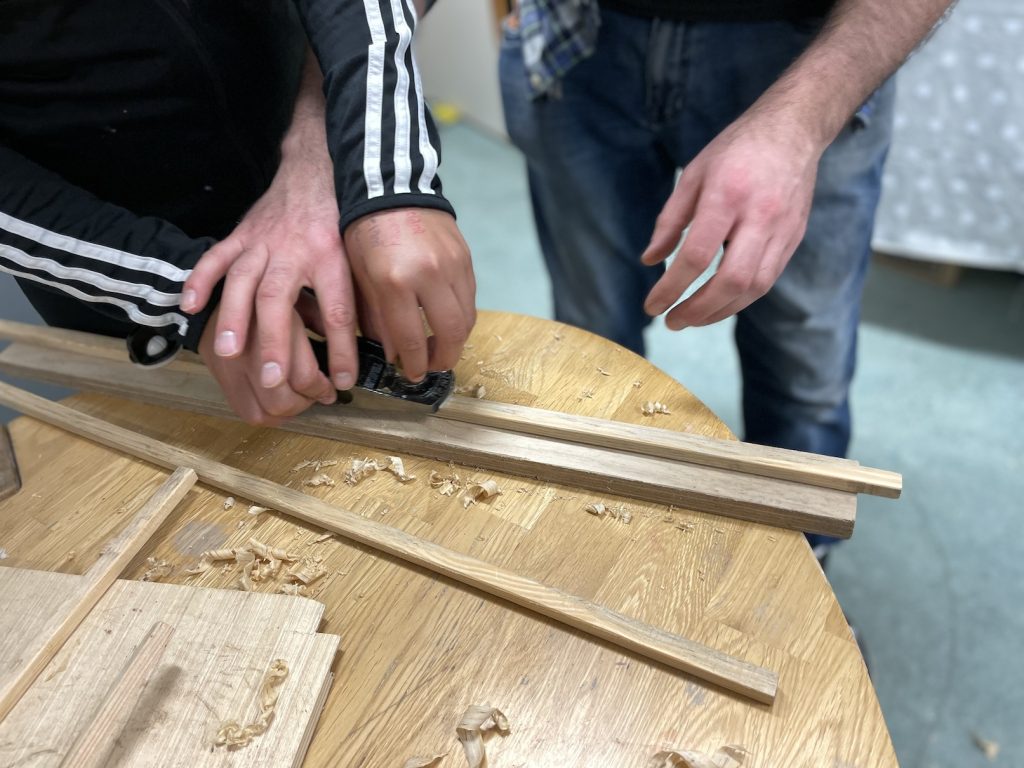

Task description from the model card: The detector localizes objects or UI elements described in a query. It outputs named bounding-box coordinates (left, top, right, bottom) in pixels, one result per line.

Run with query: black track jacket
left=0, top=0, right=452, bottom=356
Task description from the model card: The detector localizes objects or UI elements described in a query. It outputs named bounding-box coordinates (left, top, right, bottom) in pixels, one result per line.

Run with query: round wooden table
left=0, top=310, right=896, bottom=766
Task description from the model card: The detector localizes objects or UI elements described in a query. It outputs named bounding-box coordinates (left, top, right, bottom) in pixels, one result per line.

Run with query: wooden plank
left=0, top=381, right=779, bottom=705
left=0, top=341, right=857, bottom=537
left=60, top=622, right=175, bottom=768
left=0, top=319, right=900, bottom=498
left=0, top=467, right=196, bottom=723
left=0, top=569, right=339, bottom=767
left=440, top=396, right=901, bottom=498
left=0, top=425, right=21, bottom=502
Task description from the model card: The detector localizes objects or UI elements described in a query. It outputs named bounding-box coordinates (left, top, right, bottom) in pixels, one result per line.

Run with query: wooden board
left=0, top=567, right=339, bottom=768
left=0, top=426, right=20, bottom=503
left=0, top=311, right=898, bottom=767
left=0, top=342, right=857, bottom=538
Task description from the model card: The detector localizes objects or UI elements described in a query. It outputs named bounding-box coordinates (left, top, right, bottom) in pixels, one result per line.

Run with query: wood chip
left=429, top=469, right=462, bottom=497
left=579, top=389, right=594, bottom=400
left=214, top=659, right=289, bottom=749
left=185, top=547, right=238, bottom=575
left=585, top=502, right=631, bottom=524
left=649, top=745, right=746, bottom=768
left=279, top=583, right=305, bottom=596
left=596, top=367, right=611, bottom=376
left=248, top=538, right=298, bottom=562
left=461, top=480, right=502, bottom=509
left=291, top=458, right=339, bottom=473
left=642, top=401, right=671, bottom=416
left=344, top=457, right=384, bottom=486
left=286, top=560, right=328, bottom=586
left=585, top=502, right=607, bottom=517
left=247, top=505, right=268, bottom=516
left=385, top=456, right=416, bottom=483
left=971, top=732, right=1000, bottom=761
left=235, top=549, right=257, bottom=591
left=311, top=532, right=334, bottom=544
left=304, top=473, right=336, bottom=487
left=454, top=383, right=486, bottom=399
left=223, top=497, right=235, bottom=510
left=456, top=705, right=510, bottom=768
left=141, top=557, right=173, bottom=582
left=633, top=380, right=643, bottom=388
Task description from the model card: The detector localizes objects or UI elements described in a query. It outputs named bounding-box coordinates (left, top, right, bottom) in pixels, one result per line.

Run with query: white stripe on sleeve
left=405, top=0, right=438, bottom=195
left=362, top=0, right=388, bottom=199
left=389, top=0, right=414, bottom=194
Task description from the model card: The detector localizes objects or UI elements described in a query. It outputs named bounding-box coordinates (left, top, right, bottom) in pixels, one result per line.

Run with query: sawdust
left=456, top=705, right=510, bottom=768
left=141, top=557, right=173, bottom=582
left=648, top=745, right=746, bottom=768
left=642, top=401, right=671, bottom=416
left=461, top=480, right=501, bottom=509
left=214, top=659, right=289, bottom=749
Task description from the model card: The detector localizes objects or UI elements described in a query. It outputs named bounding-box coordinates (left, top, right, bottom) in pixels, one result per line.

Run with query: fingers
left=182, top=238, right=243, bottom=314
left=284, top=315, right=335, bottom=406
left=644, top=199, right=735, bottom=318
left=312, top=258, right=359, bottom=391
left=253, top=256, right=306, bottom=389
left=421, top=283, right=469, bottom=373
left=213, top=248, right=268, bottom=358
left=382, top=286, right=430, bottom=382
left=640, top=171, right=701, bottom=267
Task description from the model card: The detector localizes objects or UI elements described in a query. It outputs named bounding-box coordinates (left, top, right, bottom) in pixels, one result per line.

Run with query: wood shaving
left=648, top=745, right=746, bottom=768
left=456, top=705, right=510, bottom=768
left=305, top=473, right=336, bottom=487
left=461, top=480, right=502, bottom=509
left=402, top=754, right=448, bottom=768
left=141, top=557, right=173, bottom=582
left=235, top=549, right=257, bottom=591
left=247, top=505, right=268, bottom=516
left=385, top=456, right=416, bottom=483
left=585, top=503, right=632, bottom=524
left=223, top=497, right=235, bottom=510
left=311, top=532, right=334, bottom=544
left=585, top=502, right=607, bottom=517
left=344, top=457, right=384, bottom=485
left=642, top=401, right=671, bottom=416
left=429, top=469, right=462, bottom=497
left=597, top=367, right=611, bottom=376
left=279, top=583, right=305, bottom=596
left=214, top=659, right=289, bottom=749
left=185, top=547, right=238, bottom=575
left=971, top=732, right=1000, bottom=760
left=0, top=548, right=7, bottom=560
left=633, top=380, right=643, bottom=388
left=291, top=458, right=339, bottom=473
left=248, top=538, right=298, bottom=562
left=286, top=560, right=328, bottom=586
left=454, top=383, right=486, bottom=398
left=579, top=389, right=594, bottom=400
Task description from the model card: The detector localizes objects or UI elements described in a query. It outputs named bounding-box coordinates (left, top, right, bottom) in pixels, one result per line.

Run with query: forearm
left=752, top=0, right=955, bottom=151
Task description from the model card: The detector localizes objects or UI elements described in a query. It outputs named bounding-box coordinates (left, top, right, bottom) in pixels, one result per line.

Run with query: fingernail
left=645, top=302, right=666, bottom=317
left=181, top=289, right=197, bottom=312
left=261, top=362, right=283, bottom=388
left=334, top=372, right=354, bottom=390
left=320, top=392, right=337, bottom=405
left=214, top=330, right=238, bottom=356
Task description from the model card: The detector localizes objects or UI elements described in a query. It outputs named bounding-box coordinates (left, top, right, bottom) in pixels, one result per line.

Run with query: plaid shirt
left=518, top=0, right=601, bottom=97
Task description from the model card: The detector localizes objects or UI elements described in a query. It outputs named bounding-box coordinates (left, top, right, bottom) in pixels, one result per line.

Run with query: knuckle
left=680, top=249, right=712, bottom=272
left=227, top=259, right=256, bottom=279
left=323, top=303, right=356, bottom=331
left=719, top=270, right=751, bottom=294
left=398, top=335, right=428, bottom=356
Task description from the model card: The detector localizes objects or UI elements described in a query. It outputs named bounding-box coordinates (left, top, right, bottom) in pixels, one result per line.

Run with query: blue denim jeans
left=500, top=10, right=894, bottom=549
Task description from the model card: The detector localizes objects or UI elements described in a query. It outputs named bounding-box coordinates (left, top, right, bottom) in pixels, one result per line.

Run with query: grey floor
left=1, top=121, right=1022, bottom=765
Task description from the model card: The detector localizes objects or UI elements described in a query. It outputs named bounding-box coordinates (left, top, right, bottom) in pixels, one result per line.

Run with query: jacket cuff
left=339, top=193, right=456, bottom=234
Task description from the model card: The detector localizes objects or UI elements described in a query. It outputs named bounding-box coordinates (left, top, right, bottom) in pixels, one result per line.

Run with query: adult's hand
left=198, top=305, right=333, bottom=427
left=641, top=113, right=824, bottom=329
left=344, top=207, right=475, bottom=382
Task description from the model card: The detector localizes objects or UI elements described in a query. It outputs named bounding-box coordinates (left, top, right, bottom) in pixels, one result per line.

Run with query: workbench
left=0, top=311, right=897, bottom=766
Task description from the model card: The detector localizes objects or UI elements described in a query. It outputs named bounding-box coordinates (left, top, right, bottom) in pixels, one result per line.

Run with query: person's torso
left=0, top=0, right=306, bottom=237
left=598, top=0, right=837, bottom=22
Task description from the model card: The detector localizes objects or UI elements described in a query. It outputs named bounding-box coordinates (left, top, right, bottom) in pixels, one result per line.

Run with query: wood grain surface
left=0, top=311, right=897, bottom=767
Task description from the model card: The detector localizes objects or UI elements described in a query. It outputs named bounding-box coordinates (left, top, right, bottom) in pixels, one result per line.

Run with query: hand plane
left=310, top=336, right=454, bottom=413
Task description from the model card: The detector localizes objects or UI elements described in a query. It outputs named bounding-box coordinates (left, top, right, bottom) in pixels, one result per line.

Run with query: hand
left=180, top=146, right=358, bottom=402
left=344, top=208, right=475, bottom=382
left=641, top=113, right=824, bottom=328
left=198, top=305, right=333, bottom=427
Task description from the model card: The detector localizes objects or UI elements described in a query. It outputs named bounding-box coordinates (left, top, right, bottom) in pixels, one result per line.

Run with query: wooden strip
left=0, top=319, right=900, bottom=498
left=0, top=425, right=21, bottom=503
left=60, top=621, right=175, bottom=768
left=0, top=381, right=779, bottom=705
left=439, top=396, right=902, bottom=498
left=0, top=466, right=196, bottom=722
left=0, top=342, right=856, bottom=537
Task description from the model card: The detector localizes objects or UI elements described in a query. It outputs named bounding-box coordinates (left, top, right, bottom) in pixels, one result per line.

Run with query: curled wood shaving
left=461, top=480, right=502, bottom=509
left=585, top=502, right=607, bottom=517
left=185, top=548, right=238, bottom=575
left=305, top=473, right=336, bottom=487
left=971, top=732, right=1000, bottom=761
left=648, top=745, right=746, bottom=768
left=248, top=538, right=298, bottom=562
left=235, top=549, right=257, bottom=591
left=141, top=557, right=173, bottom=582
left=402, top=754, right=448, bottom=768
left=345, top=457, right=384, bottom=485
left=247, top=505, right=268, bottom=516
left=386, top=456, right=416, bottom=482
left=642, top=401, right=671, bottom=416
left=454, top=383, right=486, bottom=398
left=456, top=705, right=510, bottom=768
left=429, top=469, right=462, bottom=497
left=214, top=659, right=289, bottom=749
left=585, top=503, right=632, bottom=524
left=286, top=560, right=328, bottom=586
left=223, top=497, right=235, bottom=510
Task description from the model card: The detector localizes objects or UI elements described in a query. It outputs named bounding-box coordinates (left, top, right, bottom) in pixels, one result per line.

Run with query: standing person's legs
left=499, top=10, right=676, bottom=356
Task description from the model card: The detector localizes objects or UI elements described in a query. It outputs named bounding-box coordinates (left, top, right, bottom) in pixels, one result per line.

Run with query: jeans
left=500, top=9, right=895, bottom=549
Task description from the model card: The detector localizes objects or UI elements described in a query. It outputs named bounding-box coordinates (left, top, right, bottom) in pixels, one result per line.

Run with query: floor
left=1, top=120, right=1021, bottom=766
